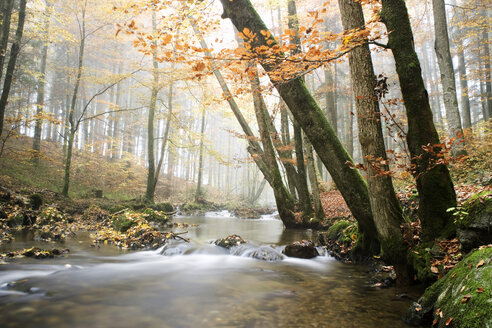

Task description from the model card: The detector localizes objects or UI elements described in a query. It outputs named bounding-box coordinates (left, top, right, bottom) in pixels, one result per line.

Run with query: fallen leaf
left=445, top=317, right=453, bottom=326
left=451, top=273, right=456, bottom=278
left=431, top=266, right=439, bottom=274
left=477, top=287, right=484, bottom=293
left=476, top=259, right=485, bottom=268
left=433, top=318, right=438, bottom=326
left=461, top=294, right=471, bottom=303
left=460, top=285, right=466, bottom=293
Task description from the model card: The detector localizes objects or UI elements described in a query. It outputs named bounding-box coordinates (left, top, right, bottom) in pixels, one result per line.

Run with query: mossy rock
left=325, top=220, right=356, bottom=245
left=152, top=202, right=174, bottom=213
left=403, top=246, right=492, bottom=327
left=456, top=191, right=492, bottom=252
left=29, top=193, right=43, bottom=210
left=112, top=216, right=137, bottom=233
left=142, top=208, right=169, bottom=223
left=407, top=245, right=435, bottom=283
left=214, top=235, right=247, bottom=249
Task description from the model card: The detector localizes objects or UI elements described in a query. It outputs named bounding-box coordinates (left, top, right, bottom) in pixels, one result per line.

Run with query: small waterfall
left=203, top=210, right=235, bottom=218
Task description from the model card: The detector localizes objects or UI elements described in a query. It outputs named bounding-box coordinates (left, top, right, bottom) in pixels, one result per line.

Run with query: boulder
left=403, top=246, right=492, bottom=327
left=456, top=192, right=491, bottom=252
left=283, top=240, right=319, bottom=259
left=214, top=234, right=247, bottom=248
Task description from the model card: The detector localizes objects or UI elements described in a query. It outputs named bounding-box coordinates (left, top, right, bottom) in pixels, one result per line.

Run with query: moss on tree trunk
left=381, top=0, right=457, bottom=242
left=219, top=0, right=379, bottom=252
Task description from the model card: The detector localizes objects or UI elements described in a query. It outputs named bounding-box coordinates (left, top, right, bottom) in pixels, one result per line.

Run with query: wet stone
left=214, top=235, right=247, bottom=249
left=283, top=240, right=319, bottom=259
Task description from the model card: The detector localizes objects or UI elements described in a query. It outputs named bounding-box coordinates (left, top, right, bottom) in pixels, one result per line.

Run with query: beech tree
left=431, top=0, right=466, bottom=154
left=218, top=0, right=380, bottom=252
left=380, top=0, right=457, bottom=242
left=337, top=0, right=408, bottom=278
left=0, top=0, right=26, bottom=139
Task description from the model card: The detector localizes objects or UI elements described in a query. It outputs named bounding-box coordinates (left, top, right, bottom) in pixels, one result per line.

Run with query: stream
left=0, top=211, right=416, bottom=328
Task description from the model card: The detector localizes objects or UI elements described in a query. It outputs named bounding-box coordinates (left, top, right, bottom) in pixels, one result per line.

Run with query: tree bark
left=219, top=0, right=379, bottom=251
left=380, top=0, right=457, bottom=242
left=195, top=107, right=206, bottom=202
left=145, top=11, right=159, bottom=202
left=250, top=65, right=296, bottom=227
left=32, top=1, right=53, bottom=165
left=0, top=0, right=26, bottom=139
left=287, top=0, right=312, bottom=219
left=338, top=0, right=408, bottom=271
left=432, top=0, right=466, bottom=154
left=303, top=134, right=324, bottom=222
left=0, top=0, right=14, bottom=83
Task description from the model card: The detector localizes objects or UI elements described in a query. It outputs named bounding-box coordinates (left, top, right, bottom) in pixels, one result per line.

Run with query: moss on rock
left=404, top=246, right=492, bottom=327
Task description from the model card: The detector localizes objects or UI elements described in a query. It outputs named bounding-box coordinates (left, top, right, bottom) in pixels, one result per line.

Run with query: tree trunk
left=287, top=0, right=312, bottom=219
left=339, top=0, right=408, bottom=271
left=32, top=2, right=53, bottom=165
left=303, top=134, right=324, bottom=222
left=250, top=65, right=297, bottom=227
left=480, top=10, right=492, bottom=121
left=145, top=12, right=159, bottom=203
left=195, top=108, right=206, bottom=202
left=0, top=0, right=14, bottom=83
left=250, top=178, right=267, bottom=205
left=432, top=0, right=466, bottom=154
left=154, top=76, right=173, bottom=188
left=0, top=0, right=26, bottom=139
left=219, top=0, right=379, bottom=251
left=380, top=0, right=457, bottom=242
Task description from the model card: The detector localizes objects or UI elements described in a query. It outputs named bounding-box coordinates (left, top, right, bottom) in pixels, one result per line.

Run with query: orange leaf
left=461, top=294, right=471, bottom=303
left=477, top=287, right=484, bottom=293
left=476, top=259, right=485, bottom=268
left=431, top=266, right=439, bottom=274
left=445, top=317, right=453, bottom=326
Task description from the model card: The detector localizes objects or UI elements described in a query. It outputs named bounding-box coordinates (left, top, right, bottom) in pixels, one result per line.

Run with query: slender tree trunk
left=448, top=0, right=472, bottom=130
left=303, top=134, right=324, bottom=222
left=154, top=76, right=173, bottom=188
left=219, top=0, right=379, bottom=251
left=432, top=0, right=466, bottom=154
left=481, top=10, right=492, bottom=120
left=0, top=0, right=14, bottom=84
left=62, top=2, right=86, bottom=197
left=145, top=12, right=159, bottom=202
left=250, top=65, right=296, bottom=227
left=381, top=0, right=457, bottom=242
left=0, top=0, right=26, bottom=139
left=195, top=108, right=206, bottom=202
left=32, top=2, right=53, bottom=165
left=287, top=0, right=312, bottom=219
left=250, top=178, right=267, bottom=205
left=339, top=0, right=408, bottom=277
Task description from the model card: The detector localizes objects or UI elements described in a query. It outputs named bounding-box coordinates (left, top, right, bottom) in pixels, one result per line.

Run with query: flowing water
left=0, top=212, right=417, bottom=328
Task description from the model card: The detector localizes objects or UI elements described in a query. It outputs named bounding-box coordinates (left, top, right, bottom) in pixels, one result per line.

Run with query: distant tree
left=431, top=0, right=466, bottom=154
left=0, top=0, right=26, bottom=139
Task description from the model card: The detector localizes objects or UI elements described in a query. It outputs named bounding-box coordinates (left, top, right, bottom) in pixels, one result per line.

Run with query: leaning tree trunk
left=432, top=0, right=466, bottom=155
left=338, top=0, right=409, bottom=279
left=380, top=0, right=457, bottom=242
left=287, top=0, right=312, bottom=220
left=0, top=0, right=26, bottom=139
left=219, top=0, right=379, bottom=252
left=250, top=66, right=297, bottom=227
